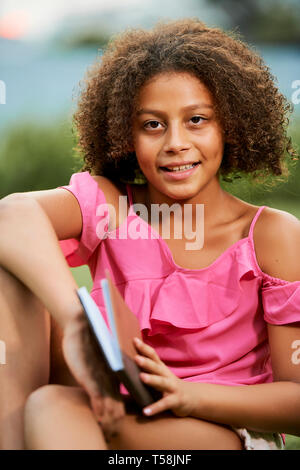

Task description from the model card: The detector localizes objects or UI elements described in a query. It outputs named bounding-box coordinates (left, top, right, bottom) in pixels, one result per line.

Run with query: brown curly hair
left=72, top=18, right=298, bottom=186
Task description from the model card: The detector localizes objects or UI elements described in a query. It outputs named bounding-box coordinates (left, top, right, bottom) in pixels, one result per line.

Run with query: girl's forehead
left=136, top=71, right=214, bottom=106
left=142, top=70, right=206, bottom=88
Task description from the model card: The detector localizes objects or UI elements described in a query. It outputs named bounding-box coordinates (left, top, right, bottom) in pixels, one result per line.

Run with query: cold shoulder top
left=58, top=171, right=300, bottom=394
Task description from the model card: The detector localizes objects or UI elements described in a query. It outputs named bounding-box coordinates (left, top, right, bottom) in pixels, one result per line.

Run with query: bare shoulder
left=90, top=175, right=129, bottom=230
left=253, top=206, right=300, bottom=281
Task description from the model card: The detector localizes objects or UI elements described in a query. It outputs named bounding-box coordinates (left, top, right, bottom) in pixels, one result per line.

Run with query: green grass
left=285, top=434, right=300, bottom=450
left=251, top=197, right=300, bottom=219
left=70, top=265, right=93, bottom=292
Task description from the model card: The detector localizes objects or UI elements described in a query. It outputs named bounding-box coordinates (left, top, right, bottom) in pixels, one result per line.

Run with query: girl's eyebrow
left=136, top=103, right=213, bottom=117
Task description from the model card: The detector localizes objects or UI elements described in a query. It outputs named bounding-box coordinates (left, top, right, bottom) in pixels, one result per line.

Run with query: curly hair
left=73, top=18, right=298, bottom=186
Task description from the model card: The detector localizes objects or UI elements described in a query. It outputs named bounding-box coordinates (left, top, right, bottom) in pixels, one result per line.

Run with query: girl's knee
left=24, top=384, right=88, bottom=419
left=24, top=385, right=104, bottom=450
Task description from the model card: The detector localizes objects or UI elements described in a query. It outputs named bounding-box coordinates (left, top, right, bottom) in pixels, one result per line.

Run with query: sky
left=0, top=0, right=227, bottom=42
left=1, top=0, right=299, bottom=42
left=0, top=0, right=143, bottom=40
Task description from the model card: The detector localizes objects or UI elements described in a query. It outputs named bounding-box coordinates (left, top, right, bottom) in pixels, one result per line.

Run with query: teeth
left=167, top=163, right=197, bottom=172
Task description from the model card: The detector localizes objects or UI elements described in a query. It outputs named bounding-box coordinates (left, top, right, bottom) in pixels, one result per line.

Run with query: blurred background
left=0, top=0, right=300, bottom=447
left=1, top=0, right=299, bottom=210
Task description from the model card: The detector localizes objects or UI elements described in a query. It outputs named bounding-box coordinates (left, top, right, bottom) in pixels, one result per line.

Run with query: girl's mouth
left=159, top=161, right=201, bottom=180
left=160, top=161, right=200, bottom=172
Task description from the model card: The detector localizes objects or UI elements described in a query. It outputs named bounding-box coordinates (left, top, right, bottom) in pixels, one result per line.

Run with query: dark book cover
left=76, top=269, right=162, bottom=410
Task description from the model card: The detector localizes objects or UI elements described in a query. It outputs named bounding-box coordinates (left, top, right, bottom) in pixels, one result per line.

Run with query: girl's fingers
left=140, top=372, right=174, bottom=393
left=135, top=354, right=163, bottom=374
left=133, top=338, right=176, bottom=379
left=133, top=337, right=160, bottom=361
left=142, top=394, right=176, bottom=417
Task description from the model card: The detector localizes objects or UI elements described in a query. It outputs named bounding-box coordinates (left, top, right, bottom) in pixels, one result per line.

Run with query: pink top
left=59, top=171, right=300, bottom=400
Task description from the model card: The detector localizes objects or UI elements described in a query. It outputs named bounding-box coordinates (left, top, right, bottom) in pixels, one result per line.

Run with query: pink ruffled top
left=59, top=172, right=300, bottom=397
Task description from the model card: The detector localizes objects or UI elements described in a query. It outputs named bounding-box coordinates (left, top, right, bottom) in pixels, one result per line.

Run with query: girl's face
left=132, top=71, right=225, bottom=200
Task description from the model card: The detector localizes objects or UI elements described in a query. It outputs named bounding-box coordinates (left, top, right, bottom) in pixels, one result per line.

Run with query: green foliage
left=0, top=118, right=83, bottom=199
left=0, top=116, right=299, bottom=214
left=285, top=434, right=300, bottom=450
left=56, top=29, right=110, bottom=50
left=207, top=0, right=300, bottom=44
left=70, top=265, right=93, bottom=292
left=220, top=118, right=300, bottom=210
left=253, top=1, right=300, bottom=44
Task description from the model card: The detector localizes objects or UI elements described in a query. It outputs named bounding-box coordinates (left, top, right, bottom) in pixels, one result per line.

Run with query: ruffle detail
left=261, top=272, right=292, bottom=287
left=261, top=280, right=300, bottom=325
left=59, top=238, right=86, bottom=268
left=120, top=241, right=258, bottom=335
left=58, top=172, right=110, bottom=267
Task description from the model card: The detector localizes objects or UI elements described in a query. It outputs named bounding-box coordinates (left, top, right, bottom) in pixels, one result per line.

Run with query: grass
left=285, top=434, right=300, bottom=450
left=250, top=197, right=300, bottom=219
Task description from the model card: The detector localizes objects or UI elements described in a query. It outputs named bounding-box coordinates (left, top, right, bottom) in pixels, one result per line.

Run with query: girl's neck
left=139, top=178, right=235, bottom=229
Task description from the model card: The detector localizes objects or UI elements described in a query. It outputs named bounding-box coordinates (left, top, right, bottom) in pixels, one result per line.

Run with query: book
left=76, top=268, right=162, bottom=410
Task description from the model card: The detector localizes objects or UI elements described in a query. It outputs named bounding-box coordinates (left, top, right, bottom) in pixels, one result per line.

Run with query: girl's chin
left=158, top=182, right=202, bottom=199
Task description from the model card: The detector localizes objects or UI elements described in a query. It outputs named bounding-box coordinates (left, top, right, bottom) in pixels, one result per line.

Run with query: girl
left=0, top=18, right=300, bottom=451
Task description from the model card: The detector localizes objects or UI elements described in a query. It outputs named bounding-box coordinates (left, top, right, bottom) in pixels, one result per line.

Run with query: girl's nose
left=162, top=124, right=191, bottom=154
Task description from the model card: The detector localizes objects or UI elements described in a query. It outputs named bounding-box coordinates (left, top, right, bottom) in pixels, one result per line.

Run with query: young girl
left=0, top=18, right=300, bottom=451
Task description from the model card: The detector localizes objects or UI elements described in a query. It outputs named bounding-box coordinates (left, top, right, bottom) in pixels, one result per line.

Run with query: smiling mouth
left=160, top=161, right=201, bottom=172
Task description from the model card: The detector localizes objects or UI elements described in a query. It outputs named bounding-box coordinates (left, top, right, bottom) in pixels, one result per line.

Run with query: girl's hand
left=62, top=311, right=125, bottom=443
left=133, top=337, right=193, bottom=418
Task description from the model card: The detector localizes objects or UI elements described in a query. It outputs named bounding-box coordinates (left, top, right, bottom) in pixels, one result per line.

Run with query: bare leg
left=24, top=385, right=108, bottom=450
left=24, top=385, right=243, bottom=450
left=0, top=266, right=51, bottom=449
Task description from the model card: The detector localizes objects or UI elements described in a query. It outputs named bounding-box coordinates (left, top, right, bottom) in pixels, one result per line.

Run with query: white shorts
left=231, top=427, right=285, bottom=450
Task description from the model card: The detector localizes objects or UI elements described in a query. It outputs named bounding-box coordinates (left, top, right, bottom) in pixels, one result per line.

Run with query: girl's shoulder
left=90, top=174, right=127, bottom=199
left=252, top=205, right=300, bottom=282
left=90, top=174, right=129, bottom=231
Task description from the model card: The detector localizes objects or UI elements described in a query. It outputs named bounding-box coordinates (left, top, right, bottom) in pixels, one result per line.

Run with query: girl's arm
left=49, top=315, right=79, bottom=386
left=134, top=334, right=300, bottom=435
left=0, top=190, right=84, bottom=329
left=0, top=173, right=122, bottom=329
left=186, top=376, right=300, bottom=436
left=186, top=210, right=300, bottom=435
left=135, top=210, right=300, bottom=435
left=0, top=184, right=126, bottom=437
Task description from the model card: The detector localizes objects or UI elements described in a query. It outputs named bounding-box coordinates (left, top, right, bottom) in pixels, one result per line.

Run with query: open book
left=76, top=269, right=162, bottom=410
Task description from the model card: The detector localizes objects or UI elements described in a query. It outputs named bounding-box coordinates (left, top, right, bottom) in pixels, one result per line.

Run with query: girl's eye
left=144, top=120, right=162, bottom=130
left=143, top=117, right=206, bottom=130
left=190, top=116, right=205, bottom=125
